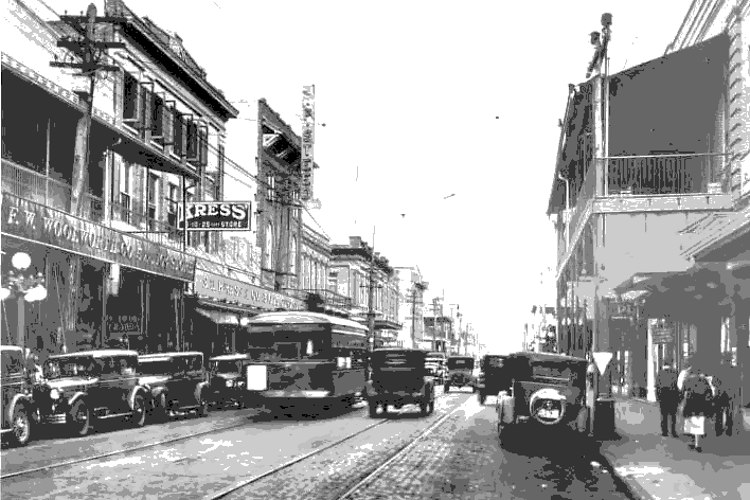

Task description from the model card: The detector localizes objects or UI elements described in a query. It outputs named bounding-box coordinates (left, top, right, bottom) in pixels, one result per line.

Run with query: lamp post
left=1, top=252, right=48, bottom=349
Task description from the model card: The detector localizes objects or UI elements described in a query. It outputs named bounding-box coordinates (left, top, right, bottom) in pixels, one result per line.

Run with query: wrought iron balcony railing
left=2, top=159, right=104, bottom=222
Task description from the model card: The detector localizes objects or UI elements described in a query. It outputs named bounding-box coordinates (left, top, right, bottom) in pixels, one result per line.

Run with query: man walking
left=656, top=363, right=679, bottom=437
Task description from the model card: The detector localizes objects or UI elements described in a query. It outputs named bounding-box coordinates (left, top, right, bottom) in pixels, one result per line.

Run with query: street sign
left=592, top=351, right=613, bottom=374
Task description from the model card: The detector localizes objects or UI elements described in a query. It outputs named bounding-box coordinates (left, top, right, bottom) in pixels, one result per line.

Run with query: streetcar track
left=204, top=393, right=466, bottom=500
left=0, top=402, right=368, bottom=480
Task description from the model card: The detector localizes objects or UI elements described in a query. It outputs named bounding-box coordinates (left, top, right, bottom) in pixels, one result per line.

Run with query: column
left=735, top=298, right=750, bottom=409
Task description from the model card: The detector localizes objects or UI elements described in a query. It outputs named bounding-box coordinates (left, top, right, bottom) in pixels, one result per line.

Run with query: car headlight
left=49, top=389, right=60, bottom=400
left=225, top=380, right=234, bottom=388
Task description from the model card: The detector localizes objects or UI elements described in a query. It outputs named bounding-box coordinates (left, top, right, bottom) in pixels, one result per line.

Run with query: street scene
left=2, top=0, right=750, bottom=499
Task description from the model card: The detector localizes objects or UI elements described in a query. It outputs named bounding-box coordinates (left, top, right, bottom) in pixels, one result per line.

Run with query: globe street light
left=1, top=252, right=47, bottom=348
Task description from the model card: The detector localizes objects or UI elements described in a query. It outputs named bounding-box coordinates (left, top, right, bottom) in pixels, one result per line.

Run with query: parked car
left=444, top=356, right=475, bottom=393
left=36, top=350, right=149, bottom=437
left=138, top=352, right=210, bottom=422
left=496, top=352, right=589, bottom=446
left=475, top=354, right=510, bottom=405
left=1, top=346, right=35, bottom=446
left=208, top=354, right=253, bottom=408
left=366, top=348, right=435, bottom=417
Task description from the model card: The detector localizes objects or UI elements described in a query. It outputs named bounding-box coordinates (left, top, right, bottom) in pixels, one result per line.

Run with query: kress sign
left=178, top=201, right=251, bottom=231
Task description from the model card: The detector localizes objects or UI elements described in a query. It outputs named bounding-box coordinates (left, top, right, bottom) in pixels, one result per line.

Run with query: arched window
left=264, top=222, right=273, bottom=268
left=289, top=236, right=297, bottom=275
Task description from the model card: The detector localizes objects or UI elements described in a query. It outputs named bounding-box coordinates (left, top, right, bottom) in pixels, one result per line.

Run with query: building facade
left=394, top=266, right=428, bottom=348
left=524, top=306, right=557, bottom=353
left=330, top=237, right=400, bottom=346
left=547, top=3, right=749, bottom=405
left=0, top=0, right=308, bottom=364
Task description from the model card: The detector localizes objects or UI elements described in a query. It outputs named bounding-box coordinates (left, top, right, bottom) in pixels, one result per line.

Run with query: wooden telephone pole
left=51, top=4, right=124, bottom=216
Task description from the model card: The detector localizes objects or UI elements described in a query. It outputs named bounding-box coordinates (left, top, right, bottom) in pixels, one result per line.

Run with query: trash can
left=594, top=398, right=617, bottom=440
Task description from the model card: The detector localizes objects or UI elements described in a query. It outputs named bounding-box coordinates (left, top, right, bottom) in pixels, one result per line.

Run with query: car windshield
left=447, top=358, right=474, bottom=370
left=531, top=361, right=574, bottom=381
left=44, top=357, right=98, bottom=379
left=139, top=359, right=172, bottom=376
left=211, top=360, right=244, bottom=373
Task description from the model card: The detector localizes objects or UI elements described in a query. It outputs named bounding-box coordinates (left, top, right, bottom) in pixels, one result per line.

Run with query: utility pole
left=52, top=4, right=124, bottom=217
left=410, top=285, right=417, bottom=348
left=366, top=228, right=377, bottom=353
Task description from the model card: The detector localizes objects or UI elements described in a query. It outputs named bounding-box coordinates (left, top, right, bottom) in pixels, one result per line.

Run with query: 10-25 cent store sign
left=178, top=201, right=251, bottom=231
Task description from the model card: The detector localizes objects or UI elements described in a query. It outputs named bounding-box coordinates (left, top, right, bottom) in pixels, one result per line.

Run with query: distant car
left=444, top=356, right=475, bottom=393
left=1, top=346, right=35, bottom=446
left=496, top=352, right=589, bottom=446
left=138, top=352, right=210, bottom=422
left=475, top=354, right=510, bottom=405
left=36, top=350, right=149, bottom=437
left=366, top=348, right=435, bottom=417
left=425, top=352, right=447, bottom=384
left=208, top=354, right=253, bottom=408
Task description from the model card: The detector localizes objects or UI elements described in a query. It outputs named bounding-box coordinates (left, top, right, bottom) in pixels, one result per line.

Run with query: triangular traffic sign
left=592, top=352, right=613, bottom=375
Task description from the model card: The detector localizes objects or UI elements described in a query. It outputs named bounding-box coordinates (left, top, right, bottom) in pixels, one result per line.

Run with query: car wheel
left=69, top=400, right=91, bottom=437
left=479, top=392, right=486, bottom=405
left=420, top=400, right=429, bottom=415
left=428, top=399, right=435, bottom=415
left=132, top=394, right=147, bottom=428
left=10, top=406, right=32, bottom=447
left=368, top=400, right=378, bottom=418
left=151, top=394, right=168, bottom=423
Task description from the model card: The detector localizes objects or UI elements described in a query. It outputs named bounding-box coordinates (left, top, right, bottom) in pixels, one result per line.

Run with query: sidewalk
left=600, top=397, right=750, bottom=500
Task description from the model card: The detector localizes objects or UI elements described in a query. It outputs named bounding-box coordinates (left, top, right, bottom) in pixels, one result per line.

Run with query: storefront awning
left=682, top=205, right=750, bottom=262
left=374, top=319, right=402, bottom=330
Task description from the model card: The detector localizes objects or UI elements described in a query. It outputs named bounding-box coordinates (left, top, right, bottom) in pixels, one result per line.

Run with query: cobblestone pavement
left=0, top=391, right=465, bottom=499
left=281, top=394, right=632, bottom=500
left=219, top=392, right=473, bottom=500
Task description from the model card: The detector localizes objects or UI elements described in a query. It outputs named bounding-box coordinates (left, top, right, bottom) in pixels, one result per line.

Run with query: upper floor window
left=122, top=71, right=141, bottom=126
left=167, top=183, right=179, bottom=233
left=147, top=173, right=159, bottom=230
left=289, top=236, right=298, bottom=276
left=173, top=111, right=185, bottom=158
left=119, top=162, right=132, bottom=224
left=264, top=222, right=274, bottom=269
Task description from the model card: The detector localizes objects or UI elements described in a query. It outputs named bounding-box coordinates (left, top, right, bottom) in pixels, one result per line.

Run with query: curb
left=597, top=449, right=655, bottom=500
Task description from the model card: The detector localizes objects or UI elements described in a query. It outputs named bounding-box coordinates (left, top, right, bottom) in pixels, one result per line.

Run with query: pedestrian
left=656, top=363, right=680, bottom=437
left=679, top=360, right=713, bottom=452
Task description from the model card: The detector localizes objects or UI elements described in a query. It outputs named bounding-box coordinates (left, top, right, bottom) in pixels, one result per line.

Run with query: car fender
left=128, top=386, right=148, bottom=411
left=68, top=392, right=88, bottom=409
left=7, top=394, right=33, bottom=426
left=194, top=381, right=209, bottom=403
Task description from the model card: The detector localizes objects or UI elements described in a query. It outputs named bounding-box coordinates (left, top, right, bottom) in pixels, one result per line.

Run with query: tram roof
left=248, top=311, right=369, bottom=332
left=49, top=349, right=139, bottom=359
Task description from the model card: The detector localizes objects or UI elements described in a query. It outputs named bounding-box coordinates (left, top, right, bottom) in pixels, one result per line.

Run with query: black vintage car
left=366, top=348, right=435, bottom=417
left=208, top=354, right=253, bottom=408
left=475, top=354, right=510, bottom=405
left=444, top=356, right=475, bottom=393
left=0, top=346, right=35, bottom=446
left=496, top=352, right=589, bottom=446
left=37, top=350, right=149, bottom=437
left=138, top=352, right=210, bottom=421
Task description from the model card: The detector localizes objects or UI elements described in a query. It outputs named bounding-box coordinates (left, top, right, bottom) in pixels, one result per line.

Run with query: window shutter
left=163, top=101, right=175, bottom=147
left=173, top=111, right=185, bottom=158
left=151, top=92, right=165, bottom=140
left=139, top=83, right=153, bottom=137
left=199, top=126, right=208, bottom=167
left=186, top=118, right=199, bottom=162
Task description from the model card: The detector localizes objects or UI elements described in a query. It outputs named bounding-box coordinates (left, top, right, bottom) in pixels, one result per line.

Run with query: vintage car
left=0, top=346, right=35, bottom=446
left=208, top=353, right=253, bottom=408
left=496, top=352, right=589, bottom=446
left=425, top=352, right=447, bottom=384
left=36, top=349, right=149, bottom=437
left=475, top=354, right=510, bottom=405
left=444, top=356, right=475, bottom=393
left=138, top=352, right=210, bottom=421
left=366, top=348, right=435, bottom=417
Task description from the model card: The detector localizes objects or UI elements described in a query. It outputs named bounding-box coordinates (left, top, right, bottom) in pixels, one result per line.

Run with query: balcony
left=2, top=159, right=104, bottom=222
left=110, top=199, right=184, bottom=250
left=599, top=153, right=732, bottom=213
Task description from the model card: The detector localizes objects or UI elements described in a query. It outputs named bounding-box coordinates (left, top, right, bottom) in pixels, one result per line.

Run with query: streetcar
left=239, top=311, right=369, bottom=415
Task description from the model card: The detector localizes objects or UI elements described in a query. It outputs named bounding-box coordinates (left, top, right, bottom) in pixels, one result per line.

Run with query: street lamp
left=1, top=251, right=47, bottom=348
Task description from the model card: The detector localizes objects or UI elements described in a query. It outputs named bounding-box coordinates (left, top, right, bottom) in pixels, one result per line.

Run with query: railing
left=606, top=153, right=728, bottom=196
left=110, top=200, right=184, bottom=250
left=568, top=165, right=597, bottom=244
left=2, top=159, right=104, bottom=222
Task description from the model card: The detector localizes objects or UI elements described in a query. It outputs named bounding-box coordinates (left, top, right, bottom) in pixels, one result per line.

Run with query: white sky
left=43, top=0, right=691, bottom=354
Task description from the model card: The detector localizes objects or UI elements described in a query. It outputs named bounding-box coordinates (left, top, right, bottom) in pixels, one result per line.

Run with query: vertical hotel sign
left=301, top=85, right=315, bottom=201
